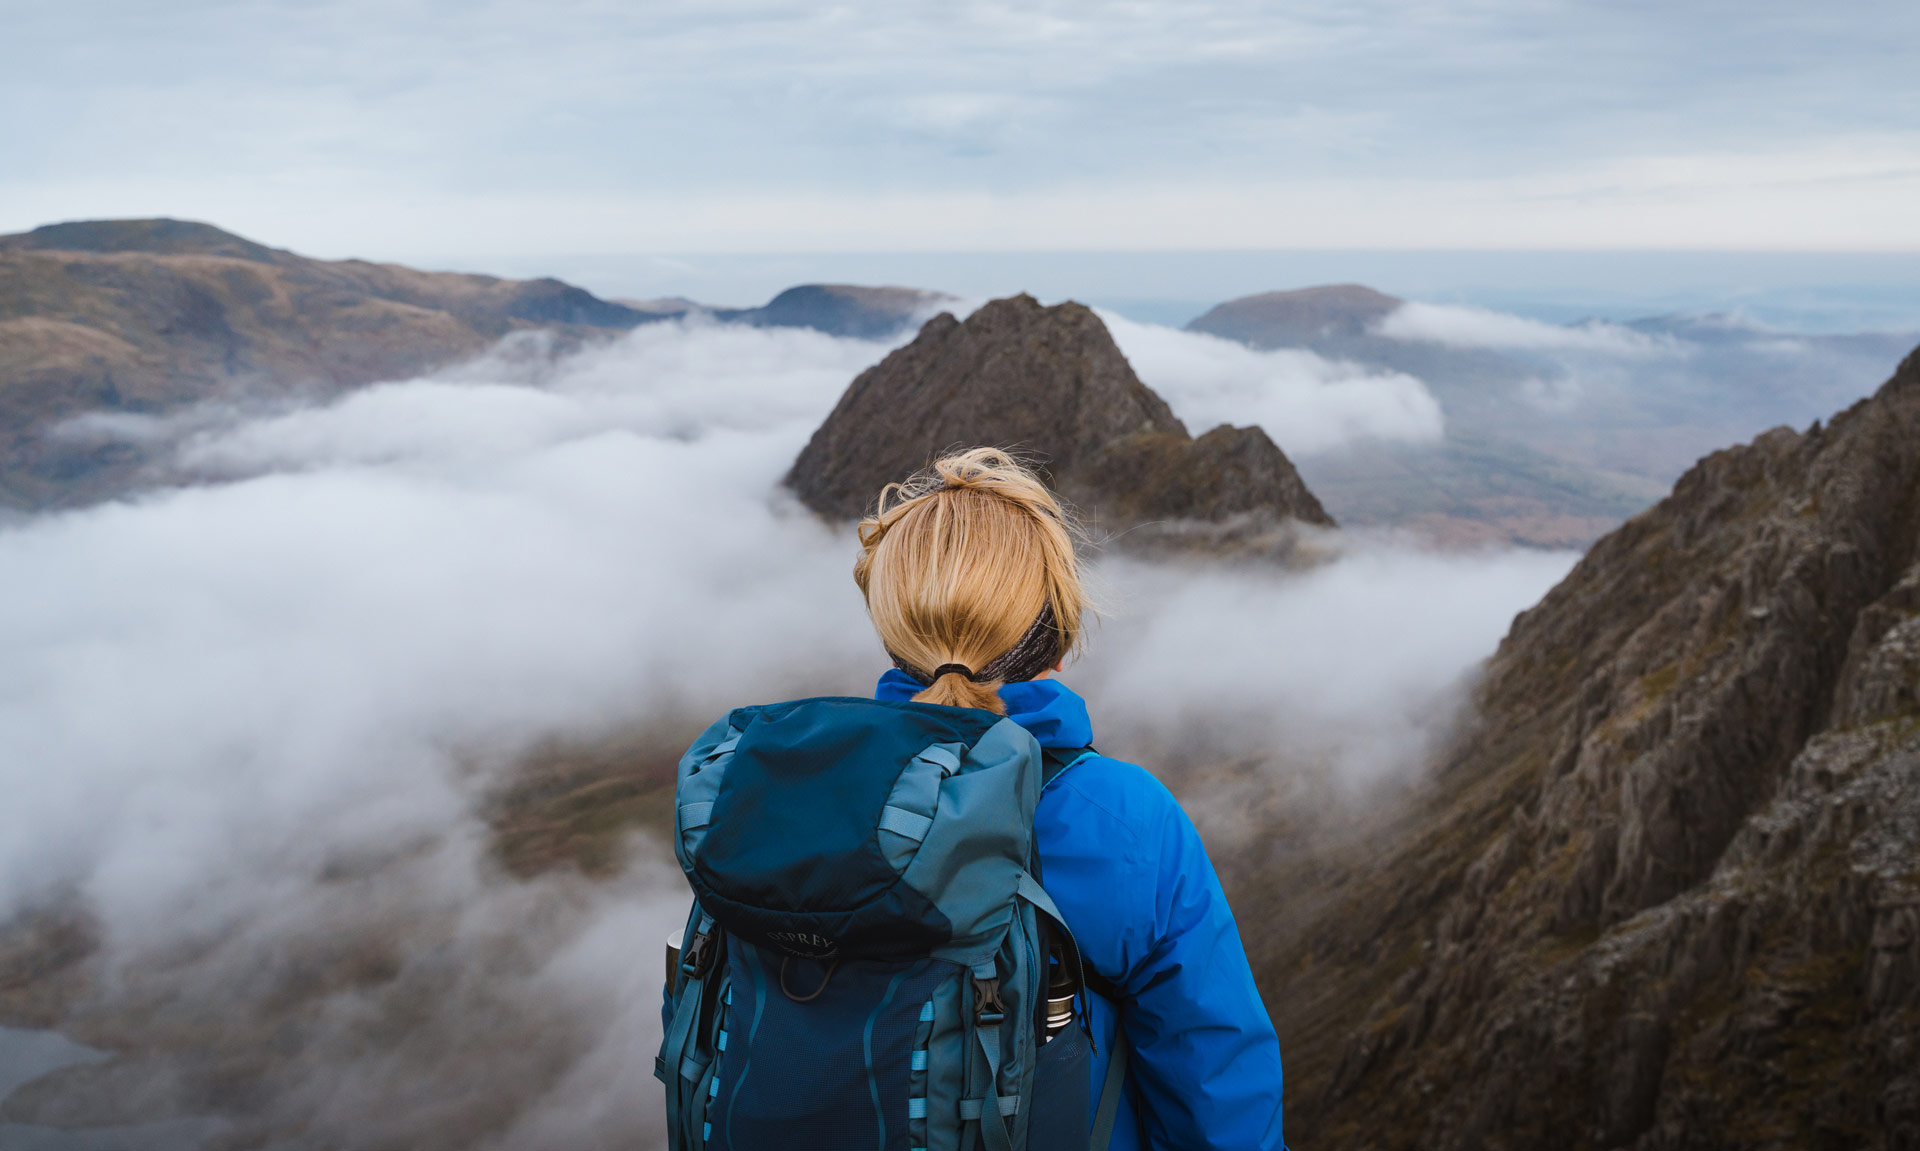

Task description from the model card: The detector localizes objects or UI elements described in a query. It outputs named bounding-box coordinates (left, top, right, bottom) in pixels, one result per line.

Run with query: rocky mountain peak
left=784, top=294, right=1333, bottom=550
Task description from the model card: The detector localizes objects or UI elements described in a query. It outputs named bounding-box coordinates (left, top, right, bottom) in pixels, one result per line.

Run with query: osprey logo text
left=766, top=930, right=838, bottom=959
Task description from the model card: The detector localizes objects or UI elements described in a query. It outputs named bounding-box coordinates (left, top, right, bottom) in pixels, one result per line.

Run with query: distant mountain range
left=1188, top=284, right=1917, bottom=547
left=0, top=219, right=647, bottom=506
left=0, top=219, right=946, bottom=510
left=1187, top=285, right=1662, bottom=547
left=623, top=283, right=956, bottom=339
left=5, top=218, right=1913, bottom=551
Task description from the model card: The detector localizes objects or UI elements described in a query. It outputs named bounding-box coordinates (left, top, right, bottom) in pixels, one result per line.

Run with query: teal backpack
left=657, top=694, right=1128, bottom=1150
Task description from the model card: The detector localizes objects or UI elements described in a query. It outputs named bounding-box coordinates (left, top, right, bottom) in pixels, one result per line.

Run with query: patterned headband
left=890, top=603, right=1063, bottom=687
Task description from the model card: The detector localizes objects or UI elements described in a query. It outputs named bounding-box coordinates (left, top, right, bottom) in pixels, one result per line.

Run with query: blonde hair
left=854, top=448, right=1090, bottom=713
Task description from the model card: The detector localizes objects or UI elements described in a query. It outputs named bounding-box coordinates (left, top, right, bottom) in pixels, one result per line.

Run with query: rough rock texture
left=1257, top=345, right=1920, bottom=1149
left=0, top=218, right=655, bottom=508
left=786, top=294, right=1333, bottom=549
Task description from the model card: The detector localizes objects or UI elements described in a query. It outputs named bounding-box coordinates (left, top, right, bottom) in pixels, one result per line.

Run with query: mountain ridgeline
left=718, top=283, right=956, bottom=339
left=786, top=294, right=1334, bottom=553
left=0, top=219, right=942, bottom=510
left=1259, top=346, right=1920, bottom=1149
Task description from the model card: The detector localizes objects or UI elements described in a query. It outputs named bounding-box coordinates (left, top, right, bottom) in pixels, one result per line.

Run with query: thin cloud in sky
left=3, top=1, right=1919, bottom=252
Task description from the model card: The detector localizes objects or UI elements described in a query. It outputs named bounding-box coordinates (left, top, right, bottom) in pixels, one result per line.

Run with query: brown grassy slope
left=0, top=720, right=692, bottom=1149
left=0, top=219, right=652, bottom=508
left=488, top=726, right=692, bottom=879
left=1255, top=345, right=1920, bottom=1149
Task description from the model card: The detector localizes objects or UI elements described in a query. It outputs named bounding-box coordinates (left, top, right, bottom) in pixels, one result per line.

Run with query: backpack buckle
left=681, top=927, right=717, bottom=981
left=973, top=976, right=1006, bottom=1026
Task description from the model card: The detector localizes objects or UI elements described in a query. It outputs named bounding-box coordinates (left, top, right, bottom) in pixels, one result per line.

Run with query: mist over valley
left=1, top=221, right=1917, bottom=1149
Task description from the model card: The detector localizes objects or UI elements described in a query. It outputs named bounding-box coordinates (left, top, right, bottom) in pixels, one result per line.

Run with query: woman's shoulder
left=1039, top=752, right=1186, bottom=846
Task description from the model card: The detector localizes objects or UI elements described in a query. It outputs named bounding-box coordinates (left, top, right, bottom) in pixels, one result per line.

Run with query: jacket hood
left=873, top=669, right=1094, bottom=750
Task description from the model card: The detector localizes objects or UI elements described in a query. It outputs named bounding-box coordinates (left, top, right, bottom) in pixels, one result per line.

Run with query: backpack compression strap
left=659, top=904, right=720, bottom=1150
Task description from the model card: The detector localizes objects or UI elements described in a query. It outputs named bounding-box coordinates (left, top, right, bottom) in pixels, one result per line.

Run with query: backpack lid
left=675, top=696, right=1043, bottom=964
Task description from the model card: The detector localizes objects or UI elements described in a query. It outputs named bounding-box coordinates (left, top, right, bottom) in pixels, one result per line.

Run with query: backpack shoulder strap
left=1032, top=746, right=1120, bottom=1006
left=1024, top=753, right=1134, bottom=1148
left=1040, top=745, right=1098, bottom=787
left=1090, top=1033, right=1130, bottom=1151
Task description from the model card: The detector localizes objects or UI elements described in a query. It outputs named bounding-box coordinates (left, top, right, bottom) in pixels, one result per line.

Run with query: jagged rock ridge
left=1257, top=345, right=1920, bottom=1149
left=785, top=294, right=1333, bottom=549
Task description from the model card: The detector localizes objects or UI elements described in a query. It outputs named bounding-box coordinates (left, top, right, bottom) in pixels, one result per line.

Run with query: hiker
left=660, top=447, right=1285, bottom=1150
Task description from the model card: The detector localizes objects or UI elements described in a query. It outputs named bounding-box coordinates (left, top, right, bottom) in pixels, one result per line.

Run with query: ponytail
left=854, top=448, right=1090, bottom=714
left=918, top=665, right=1005, bottom=712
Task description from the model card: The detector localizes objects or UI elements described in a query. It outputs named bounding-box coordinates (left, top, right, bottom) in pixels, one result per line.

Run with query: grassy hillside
left=0, top=219, right=654, bottom=508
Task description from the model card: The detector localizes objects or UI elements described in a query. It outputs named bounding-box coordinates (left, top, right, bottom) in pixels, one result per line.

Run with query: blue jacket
left=875, top=670, right=1287, bottom=1151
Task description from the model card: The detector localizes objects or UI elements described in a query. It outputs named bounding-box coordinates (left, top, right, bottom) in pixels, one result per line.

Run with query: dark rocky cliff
left=1257, top=345, right=1920, bottom=1149
left=786, top=294, right=1333, bottom=550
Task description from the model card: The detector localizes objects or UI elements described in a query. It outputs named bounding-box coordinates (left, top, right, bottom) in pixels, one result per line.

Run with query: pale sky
left=5, top=1, right=1920, bottom=257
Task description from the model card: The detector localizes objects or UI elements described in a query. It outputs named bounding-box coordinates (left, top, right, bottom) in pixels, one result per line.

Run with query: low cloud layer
left=1375, top=301, right=1670, bottom=355
left=0, top=317, right=1567, bottom=1145
left=1078, top=544, right=1574, bottom=787
left=1100, top=310, right=1446, bottom=453
left=0, top=322, right=889, bottom=1147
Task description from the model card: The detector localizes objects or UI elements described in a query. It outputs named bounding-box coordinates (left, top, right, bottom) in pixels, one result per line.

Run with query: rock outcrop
left=786, top=294, right=1333, bottom=549
left=0, top=218, right=656, bottom=508
left=1259, top=345, right=1920, bottom=1149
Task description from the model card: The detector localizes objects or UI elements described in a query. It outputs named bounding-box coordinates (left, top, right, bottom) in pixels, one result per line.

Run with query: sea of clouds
left=1357, top=296, right=1917, bottom=482
left=0, top=315, right=1571, bottom=1147
left=1374, top=301, right=1671, bottom=356
left=1101, top=310, right=1446, bottom=452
